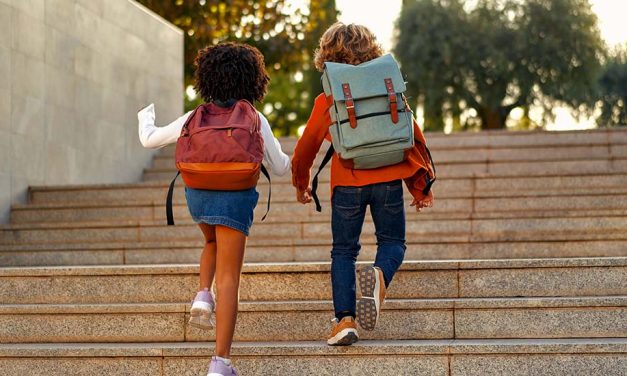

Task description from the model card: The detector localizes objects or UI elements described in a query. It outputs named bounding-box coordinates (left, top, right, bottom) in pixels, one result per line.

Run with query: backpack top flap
left=323, top=54, right=406, bottom=101
left=183, top=100, right=258, bottom=135
left=176, top=100, right=263, bottom=164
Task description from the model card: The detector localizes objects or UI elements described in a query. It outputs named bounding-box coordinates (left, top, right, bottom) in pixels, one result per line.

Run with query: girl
left=291, top=23, right=435, bottom=346
left=138, top=42, right=290, bottom=376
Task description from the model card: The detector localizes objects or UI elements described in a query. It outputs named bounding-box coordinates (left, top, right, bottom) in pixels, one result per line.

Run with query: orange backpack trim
left=177, top=162, right=261, bottom=191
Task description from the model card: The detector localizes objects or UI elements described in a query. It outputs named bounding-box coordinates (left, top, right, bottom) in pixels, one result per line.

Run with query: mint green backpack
left=311, top=54, right=416, bottom=211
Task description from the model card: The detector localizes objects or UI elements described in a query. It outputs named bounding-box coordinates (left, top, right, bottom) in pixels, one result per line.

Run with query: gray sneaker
left=189, top=288, right=216, bottom=330
left=356, top=266, right=386, bottom=331
left=207, top=356, right=238, bottom=376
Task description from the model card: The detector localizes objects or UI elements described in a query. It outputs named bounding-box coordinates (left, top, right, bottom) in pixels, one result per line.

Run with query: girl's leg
left=198, top=224, right=217, bottom=290
left=213, top=225, right=247, bottom=358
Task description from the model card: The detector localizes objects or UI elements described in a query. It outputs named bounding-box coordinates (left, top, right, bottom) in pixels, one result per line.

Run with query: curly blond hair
left=313, top=22, right=384, bottom=72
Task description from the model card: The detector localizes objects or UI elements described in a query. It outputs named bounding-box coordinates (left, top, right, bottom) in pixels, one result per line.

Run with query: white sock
left=215, top=356, right=231, bottom=366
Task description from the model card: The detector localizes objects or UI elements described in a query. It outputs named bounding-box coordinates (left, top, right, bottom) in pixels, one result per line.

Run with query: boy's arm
left=291, top=94, right=332, bottom=192
left=404, top=118, right=436, bottom=209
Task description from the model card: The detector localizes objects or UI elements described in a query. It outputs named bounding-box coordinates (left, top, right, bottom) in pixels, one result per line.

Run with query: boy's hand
left=411, top=191, right=434, bottom=212
left=296, top=187, right=313, bottom=204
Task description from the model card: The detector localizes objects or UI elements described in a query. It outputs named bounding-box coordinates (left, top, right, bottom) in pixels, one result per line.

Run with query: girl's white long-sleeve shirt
left=137, top=103, right=290, bottom=176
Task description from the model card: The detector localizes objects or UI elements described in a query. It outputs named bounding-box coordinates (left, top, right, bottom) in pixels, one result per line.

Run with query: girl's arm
left=138, top=103, right=193, bottom=149
left=259, top=112, right=290, bottom=176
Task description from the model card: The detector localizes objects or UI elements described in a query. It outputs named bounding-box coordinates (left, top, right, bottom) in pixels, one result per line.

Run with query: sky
left=335, top=0, right=627, bottom=130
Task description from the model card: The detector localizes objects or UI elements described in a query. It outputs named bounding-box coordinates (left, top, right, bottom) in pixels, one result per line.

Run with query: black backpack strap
left=312, top=144, right=335, bottom=212
left=260, top=164, right=271, bottom=221
left=422, top=143, right=436, bottom=195
left=166, top=171, right=181, bottom=226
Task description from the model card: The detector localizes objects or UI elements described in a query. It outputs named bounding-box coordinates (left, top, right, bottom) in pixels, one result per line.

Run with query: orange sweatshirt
left=291, top=93, right=436, bottom=200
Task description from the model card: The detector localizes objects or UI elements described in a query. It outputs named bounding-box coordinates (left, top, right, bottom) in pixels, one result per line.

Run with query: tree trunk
left=480, top=107, right=507, bottom=130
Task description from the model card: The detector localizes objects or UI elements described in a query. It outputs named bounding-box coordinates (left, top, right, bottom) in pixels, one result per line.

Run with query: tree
left=137, top=0, right=338, bottom=135
left=137, top=0, right=307, bottom=86
left=262, top=0, right=338, bottom=135
left=395, top=0, right=605, bottom=131
left=598, top=46, right=627, bottom=126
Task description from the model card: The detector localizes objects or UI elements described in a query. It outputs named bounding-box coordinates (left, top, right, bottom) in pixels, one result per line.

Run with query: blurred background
left=137, top=0, right=627, bottom=135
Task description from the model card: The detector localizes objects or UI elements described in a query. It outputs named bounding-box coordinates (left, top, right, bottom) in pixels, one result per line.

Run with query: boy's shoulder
left=314, top=92, right=334, bottom=108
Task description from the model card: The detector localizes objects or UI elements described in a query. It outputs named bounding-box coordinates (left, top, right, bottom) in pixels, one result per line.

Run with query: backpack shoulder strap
left=311, top=144, right=335, bottom=212
left=260, top=164, right=271, bottom=221
left=166, top=171, right=181, bottom=226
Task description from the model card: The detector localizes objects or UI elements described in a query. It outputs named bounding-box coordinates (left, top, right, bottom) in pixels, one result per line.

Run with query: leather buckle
left=384, top=78, right=399, bottom=124
left=342, top=83, right=358, bottom=129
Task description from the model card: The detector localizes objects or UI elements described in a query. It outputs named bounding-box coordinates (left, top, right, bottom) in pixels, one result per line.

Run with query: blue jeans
left=330, top=180, right=406, bottom=320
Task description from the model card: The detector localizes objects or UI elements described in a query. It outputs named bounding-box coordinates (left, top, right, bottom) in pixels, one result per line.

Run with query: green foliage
left=137, top=0, right=338, bottom=135
left=395, top=0, right=605, bottom=131
left=598, top=46, right=627, bottom=126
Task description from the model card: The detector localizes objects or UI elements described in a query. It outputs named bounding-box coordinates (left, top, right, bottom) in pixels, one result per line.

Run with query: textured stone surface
left=1, top=0, right=183, bottom=224
left=1, top=259, right=624, bottom=304
left=164, top=355, right=449, bottom=376
left=456, top=307, right=627, bottom=338
left=0, top=340, right=624, bottom=375
left=186, top=308, right=453, bottom=342
left=0, top=358, right=162, bottom=376
left=0, top=311, right=185, bottom=343
left=0, top=249, right=124, bottom=267
left=1, top=338, right=624, bottom=357
left=142, top=157, right=627, bottom=182
left=459, top=266, right=627, bottom=297
left=2, top=297, right=623, bottom=343
left=0, top=273, right=196, bottom=304
left=2, top=239, right=626, bottom=266
left=450, top=354, right=627, bottom=376
left=3, top=214, right=627, bottom=245
left=16, top=192, right=627, bottom=224
left=25, top=172, right=627, bottom=205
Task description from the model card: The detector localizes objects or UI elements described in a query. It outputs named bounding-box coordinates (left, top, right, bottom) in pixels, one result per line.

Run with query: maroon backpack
left=166, top=100, right=270, bottom=225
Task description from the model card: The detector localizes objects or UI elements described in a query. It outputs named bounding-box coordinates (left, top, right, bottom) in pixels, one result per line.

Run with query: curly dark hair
left=194, top=42, right=270, bottom=103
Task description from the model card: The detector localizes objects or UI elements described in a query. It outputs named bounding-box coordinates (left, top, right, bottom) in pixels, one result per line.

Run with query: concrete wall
left=0, top=0, right=184, bottom=222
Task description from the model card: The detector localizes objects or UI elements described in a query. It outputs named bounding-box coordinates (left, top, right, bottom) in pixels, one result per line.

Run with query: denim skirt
left=184, top=187, right=259, bottom=236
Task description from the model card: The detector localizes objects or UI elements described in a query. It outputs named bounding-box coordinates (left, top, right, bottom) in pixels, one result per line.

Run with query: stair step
left=1, top=258, right=624, bottom=304
left=27, top=173, right=627, bottom=204
left=3, top=216, right=627, bottom=245
left=10, top=193, right=627, bottom=224
left=1, top=240, right=626, bottom=266
left=1, top=338, right=625, bottom=375
left=0, top=297, right=624, bottom=343
left=144, top=158, right=627, bottom=182
left=151, top=144, right=627, bottom=169
left=157, top=127, right=627, bottom=156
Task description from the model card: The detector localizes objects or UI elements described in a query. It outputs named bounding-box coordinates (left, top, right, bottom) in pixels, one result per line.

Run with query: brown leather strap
left=342, top=83, right=357, bottom=129
left=384, top=78, right=399, bottom=124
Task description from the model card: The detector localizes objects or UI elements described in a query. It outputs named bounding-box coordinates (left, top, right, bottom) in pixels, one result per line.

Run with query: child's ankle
left=214, top=355, right=231, bottom=366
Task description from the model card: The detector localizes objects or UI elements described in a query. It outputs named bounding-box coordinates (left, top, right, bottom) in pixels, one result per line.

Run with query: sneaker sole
left=188, top=314, right=214, bottom=330
left=356, top=266, right=380, bottom=331
left=327, top=328, right=359, bottom=346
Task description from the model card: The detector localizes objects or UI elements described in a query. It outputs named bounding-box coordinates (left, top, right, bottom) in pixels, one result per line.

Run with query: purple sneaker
left=207, top=356, right=238, bottom=376
left=189, top=288, right=216, bottom=330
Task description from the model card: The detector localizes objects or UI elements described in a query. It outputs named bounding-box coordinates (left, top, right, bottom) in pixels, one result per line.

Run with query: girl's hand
left=296, top=187, right=313, bottom=204
left=410, top=191, right=434, bottom=212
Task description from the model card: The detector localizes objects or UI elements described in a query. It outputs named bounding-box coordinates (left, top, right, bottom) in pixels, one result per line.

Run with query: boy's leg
left=370, top=180, right=406, bottom=287
left=357, top=180, right=406, bottom=331
left=330, top=186, right=368, bottom=321
left=214, top=225, right=247, bottom=358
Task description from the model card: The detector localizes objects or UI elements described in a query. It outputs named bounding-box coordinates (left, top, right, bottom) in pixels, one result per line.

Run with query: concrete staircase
left=1, top=129, right=626, bottom=375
